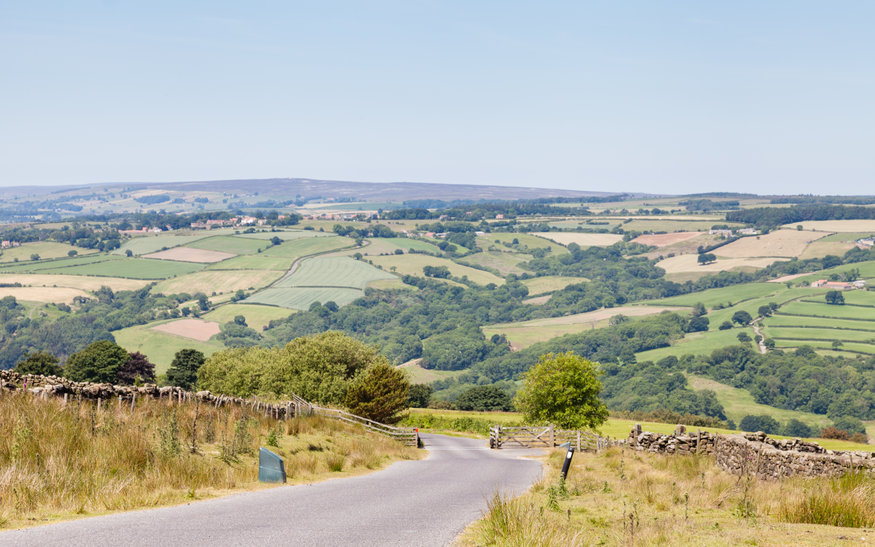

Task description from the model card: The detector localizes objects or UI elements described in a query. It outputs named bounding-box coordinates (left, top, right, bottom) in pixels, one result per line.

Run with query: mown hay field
left=259, top=236, right=352, bottom=258
left=479, top=233, right=567, bottom=254
left=785, top=220, right=875, bottom=232
left=0, top=253, right=119, bottom=273
left=457, top=251, right=532, bottom=276
left=532, top=232, right=623, bottom=247
left=521, top=275, right=588, bottom=296
left=483, top=306, right=687, bottom=349
left=0, top=286, right=89, bottom=304
left=112, top=233, right=215, bottom=256
left=0, top=242, right=97, bottom=263
left=143, top=247, right=236, bottom=263
left=631, top=231, right=703, bottom=247
left=150, top=318, right=221, bottom=342
left=656, top=254, right=787, bottom=279
left=205, top=254, right=294, bottom=271
left=202, top=303, right=294, bottom=330
left=369, top=254, right=504, bottom=286
left=716, top=229, right=827, bottom=258
left=152, top=269, right=283, bottom=296
left=56, top=257, right=206, bottom=280
left=275, top=257, right=395, bottom=289
left=243, top=287, right=364, bottom=311
left=0, top=273, right=150, bottom=292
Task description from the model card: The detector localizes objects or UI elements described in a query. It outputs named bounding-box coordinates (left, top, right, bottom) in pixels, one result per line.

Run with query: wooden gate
left=489, top=425, right=609, bottom=451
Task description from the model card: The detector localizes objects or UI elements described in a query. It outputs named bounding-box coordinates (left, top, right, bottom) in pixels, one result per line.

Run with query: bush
left=739, top=414, right=780, bottom=434
left=407, top=384, right=432, bottom=408
left=345, top=363, right=410, bottom=424
left=14, top=351, right=62, bottom=376
left=455, top=385, right=513, bottom=412
left=782, top=419, right=813, bottom=438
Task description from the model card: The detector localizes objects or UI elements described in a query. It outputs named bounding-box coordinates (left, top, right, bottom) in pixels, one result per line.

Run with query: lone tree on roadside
left=514, top=352, right=608, bottom=430
left=166, top=349, right=206, bottom=390
left=15, top=351, right=62, bottom=376
left=344, top=362, right=410, bottom=424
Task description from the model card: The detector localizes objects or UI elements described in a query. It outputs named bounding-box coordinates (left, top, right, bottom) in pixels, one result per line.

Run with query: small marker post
left=559, top=441, right=575, bottom=481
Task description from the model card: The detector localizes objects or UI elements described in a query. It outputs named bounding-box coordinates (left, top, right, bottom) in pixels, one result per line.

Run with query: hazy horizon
left=2, top=2, right=872, bottom=194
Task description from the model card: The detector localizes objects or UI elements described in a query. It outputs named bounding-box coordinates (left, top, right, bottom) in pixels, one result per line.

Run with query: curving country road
left=0, top=434, right=543, bottom=547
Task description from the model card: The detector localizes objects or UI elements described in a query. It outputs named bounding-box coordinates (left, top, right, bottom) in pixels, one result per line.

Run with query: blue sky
left=1, top=1, right=872, bottom=194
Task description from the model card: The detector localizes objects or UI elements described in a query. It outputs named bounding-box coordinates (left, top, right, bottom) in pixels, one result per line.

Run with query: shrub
left=455, top=385, right=513, bottom=412
left=739, top=414, right=780, bottom=434
left=344, top=362, right=410, bottom=424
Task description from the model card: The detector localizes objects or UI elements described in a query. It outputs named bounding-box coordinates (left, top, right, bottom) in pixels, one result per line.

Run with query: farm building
left=857, top=238, right=874, bottom=249
left=811, top=279, right=862, bottom=290
left=0, top=241, right=20, bottom=248
left=736, top=228, right=759, bottom=235
left=709, top=229, right=733, bottom=237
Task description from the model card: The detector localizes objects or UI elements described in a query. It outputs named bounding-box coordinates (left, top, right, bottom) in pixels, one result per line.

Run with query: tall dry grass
left=466, top=446, right=875, bottom=546
left=0, top=391, right=419, bottom=528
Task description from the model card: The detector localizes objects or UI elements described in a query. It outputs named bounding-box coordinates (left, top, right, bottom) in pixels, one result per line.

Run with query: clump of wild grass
left=779, top=471, right=875, bottom=528
left=0, top=391, right=419, bottom=528
left=477, top=493, right=584, bottom=547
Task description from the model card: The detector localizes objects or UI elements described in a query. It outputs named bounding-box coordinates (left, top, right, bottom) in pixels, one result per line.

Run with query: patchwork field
left=151, top=269, right=283, bottom=296
left=275, top=257, right=396, bottom=289
left=715, top=229, right=827, bottom=258
left=763, top=296, right=875, bottom=354
left=656, top=254, right=787, bottom=279
left=143, top=247, right=236, bottom=263
left=369, top=254, right=504, bottom=286
left=55, top=258, right=206, bottom=279
left=631, top=231, right=702, bottom=247
left=478, top=233, right=567, bottom=254
left=235, top=229, right=335, bottom=240
left=112, top=233, right=214, bottom=256
left=635, top=328, right=744, bottom=361
left=457, top=251, right=532, bottom=276
left=0, top=242, right=97, bottom=263
left=483, top=306, right=688, bottom=350
left=187, top=235, right=270, bottom=255
left=202, top=303, right=294, bottom=330
left=259, top=236, right=352, bottom=258
left=244, top=287, right=364, bottom=310
left=521, top=275, right=588, bottom=296
left=113, top=323, right=224, bottom=374
left=381, top=237, right=442, bottom=253
left=531, top=232, right=623, bottom=247
left=793, top=259, right=875, bottom=285
left=0, top=253, right=119, bottom=273
left=204, top=255, right=293, bottom=271
left=0, top=286, right=89, bottom=304
left=647, top=283, right=784, bottom=308
left=0, top=274, right=150, bottom=292
left=150, top=318, right=221, bottom=341
left=785, top=220, right=875, bottom=232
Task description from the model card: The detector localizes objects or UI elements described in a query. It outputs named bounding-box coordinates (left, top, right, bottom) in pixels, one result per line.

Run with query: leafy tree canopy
left=514, top=352, right=608, bottom=430
left=166, top=348, right=206, bottom=390
left=15, top=351, right=62, bottom=376
left=65, top=340, right=129, bottom=383
left=345, top=362, right=409, bottom=424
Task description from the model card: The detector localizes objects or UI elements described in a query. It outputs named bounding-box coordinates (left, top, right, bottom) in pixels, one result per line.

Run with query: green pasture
left=112, top=234, right=213, bottom=256
left=636, top=328, right=745, bottom=361
left=521, top=276, right=588, bottom=296
left=820, top=289, right=875, bottom=306
left=622, top=219, right=743, bottom=232
left=0, top=253, right=115, bottom=273
left=647, top=283, right=779, bottom=308
left=0, top=242, right=97, bottom=263
left=764, top=326, right=875, bottom=344
left=458, top=251, right=532, bottom=276
left=187, top=235, right=269, bottom=255
left=368, top=254, right=504, bottom=286
left=703, top=287, right=827, bottom=328
left=764, top=314, right=875, bottom=331
left=202, top=303, right=295, bottom=330
left=113, top=323, right=224, bottom=375
left=779, top=300, right=875, bottom=320
left=205, top=254, right=294, bottom=271
left=259, top=236, right=352, bottom=258
left=793, top=259, right=875, bottom=284
left=275, top=256, right=395, bottom=289
left=244, top=287, right=364, bottom=310
left=399, top=361, right=466, bottom=384
left=56, top=258, right=205, bottom=279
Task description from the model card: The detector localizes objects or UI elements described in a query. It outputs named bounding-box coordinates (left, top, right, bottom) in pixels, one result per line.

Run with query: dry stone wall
left=0, top=369, right=308, bottom=420
left=627, top=424, right=875, bottom=480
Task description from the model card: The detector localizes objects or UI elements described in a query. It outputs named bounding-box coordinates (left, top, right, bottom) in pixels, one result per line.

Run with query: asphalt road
left=0, top=434, right=543, bottom=547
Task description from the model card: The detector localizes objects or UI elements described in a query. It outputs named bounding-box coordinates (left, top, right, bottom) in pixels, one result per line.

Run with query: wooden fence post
left=576, top=430, right=581, bottom=451
left=549, top=424, right=554, bottom=447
